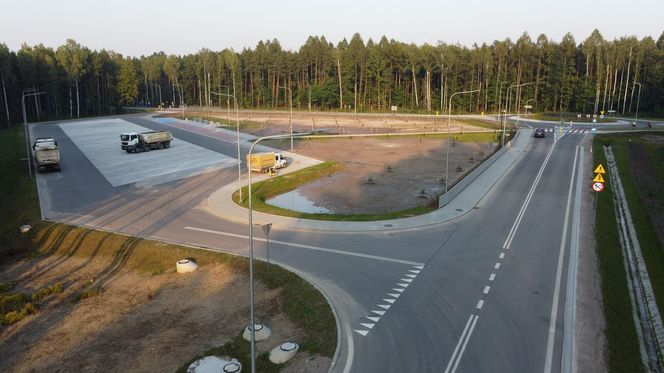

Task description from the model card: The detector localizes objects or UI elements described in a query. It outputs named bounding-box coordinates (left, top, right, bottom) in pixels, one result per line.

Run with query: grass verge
left=233, top=161, right=436, bottom=221
left=593, top=134, right=659, bottom=372
left=531, top=111, right=614, bottom=123
left=0, top=126, right=41, bottom=258
left=596, top=134, right=664, bottom=315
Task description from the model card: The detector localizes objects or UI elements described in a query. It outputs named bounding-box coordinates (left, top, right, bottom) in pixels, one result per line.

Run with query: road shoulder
left=574, top=136, right=607, bottom=372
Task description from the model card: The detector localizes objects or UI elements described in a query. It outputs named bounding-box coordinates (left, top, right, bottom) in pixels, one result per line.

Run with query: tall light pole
left=246, top=131, right=314, bottom=373
left=504, top=82, right=534, bottom=147
left=212, top=90, right=243, bottom=202
left=446, top=89, right=479, bottom=193
left=278, top=86, right=293, bottom=152
left=633, top=82, right=642, bottom=128
left=22, top=89, right=45, bottom=179
left=497, top=81, right=509, bottom=116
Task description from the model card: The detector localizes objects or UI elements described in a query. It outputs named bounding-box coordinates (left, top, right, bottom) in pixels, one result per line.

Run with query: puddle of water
left=266, top=189, right=332, bottom=214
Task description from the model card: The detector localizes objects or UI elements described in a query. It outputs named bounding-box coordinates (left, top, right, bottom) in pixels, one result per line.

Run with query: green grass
left=0, top=126, right=41, bottom=258
left=593, top=133, right=664, bottom=372
left=531, top=111, right=614, bottom=123
left=0, top=282, right=64, bottom=326
left=456, top=118, right=506, bottom=130
left=233, top=161, right=436, bottom=221
left=596, top=134, right=664, bottom=315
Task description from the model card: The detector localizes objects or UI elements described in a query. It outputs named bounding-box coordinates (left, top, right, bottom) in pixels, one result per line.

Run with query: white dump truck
left=32, top=137, right=61, bottom=173
left=246, top=152, right=287, bottom=173
left=121, top=131, right=173, bottom=153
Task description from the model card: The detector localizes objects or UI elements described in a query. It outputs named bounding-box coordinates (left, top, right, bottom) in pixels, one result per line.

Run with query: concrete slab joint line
left=605, top=146, right=664, bottom=370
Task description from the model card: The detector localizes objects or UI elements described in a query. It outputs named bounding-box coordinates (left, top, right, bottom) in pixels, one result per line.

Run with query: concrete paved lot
left=58, top=118, right=236, bottom=187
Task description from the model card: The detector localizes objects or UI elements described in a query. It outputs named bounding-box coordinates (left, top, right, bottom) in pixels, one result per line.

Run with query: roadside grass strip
left=233, top=161, right=437, bottom=221
left=593, top=135, right=646, bottom=373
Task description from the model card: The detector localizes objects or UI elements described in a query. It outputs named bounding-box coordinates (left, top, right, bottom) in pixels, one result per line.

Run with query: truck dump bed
left=139, top=131, right=173, bottom=144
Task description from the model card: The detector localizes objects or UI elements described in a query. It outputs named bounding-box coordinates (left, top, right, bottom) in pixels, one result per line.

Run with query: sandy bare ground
left=0, top=255, right=328, bottom=372
left=194, top=111, right=499, bottom=214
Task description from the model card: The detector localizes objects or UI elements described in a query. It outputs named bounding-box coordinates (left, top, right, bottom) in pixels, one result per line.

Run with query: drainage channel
left=605, top=145, right=664, bottom=372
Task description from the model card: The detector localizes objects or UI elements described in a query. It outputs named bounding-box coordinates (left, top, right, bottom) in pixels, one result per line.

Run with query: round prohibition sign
left=592, top=182, right=604, bottom=192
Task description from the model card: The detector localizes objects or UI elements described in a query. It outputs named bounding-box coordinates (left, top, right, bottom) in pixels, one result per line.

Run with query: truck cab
left=120, top=132, right=138, bottom=150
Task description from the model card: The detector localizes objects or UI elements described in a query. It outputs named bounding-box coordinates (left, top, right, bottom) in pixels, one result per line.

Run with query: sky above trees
left=1, top=0, right=662, bottom=57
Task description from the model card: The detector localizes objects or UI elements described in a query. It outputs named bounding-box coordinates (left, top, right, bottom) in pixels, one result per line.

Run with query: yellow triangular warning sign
left=594, top=164, right=606, bottom=174
left=593, top=173, right=605, bottom=182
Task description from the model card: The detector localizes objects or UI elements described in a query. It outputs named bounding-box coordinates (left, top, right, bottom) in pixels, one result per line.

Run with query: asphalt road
left=30, top=114, right=587, bottom=372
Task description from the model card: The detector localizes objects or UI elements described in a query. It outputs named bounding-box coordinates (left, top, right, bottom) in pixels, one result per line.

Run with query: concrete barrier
left=438, top=132, right=518, bottom=208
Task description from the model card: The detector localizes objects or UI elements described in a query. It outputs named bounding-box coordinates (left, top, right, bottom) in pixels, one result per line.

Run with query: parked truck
left=32, top=137, right=61, bottom=173
left=246, top=152, right=287, bottom=173
left=121, top=131, right=173, bottom=153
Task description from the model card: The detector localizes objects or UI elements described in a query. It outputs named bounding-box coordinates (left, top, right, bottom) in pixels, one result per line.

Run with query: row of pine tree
left=1, top=30, right=663, bottom=127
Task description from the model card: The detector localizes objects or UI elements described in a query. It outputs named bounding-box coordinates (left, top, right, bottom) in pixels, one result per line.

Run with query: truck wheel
left=164, top=142, right=170, bottom=149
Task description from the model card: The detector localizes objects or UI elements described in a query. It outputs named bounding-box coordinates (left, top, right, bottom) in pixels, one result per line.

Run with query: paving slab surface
left=58, top=118, right=236, bottom=187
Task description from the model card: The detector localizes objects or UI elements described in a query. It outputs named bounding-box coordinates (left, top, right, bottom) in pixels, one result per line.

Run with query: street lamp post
left=446, top=89, right=479, bottom=193
left=210, top=91, right=243, bottom=202
left=22, top=89, right=45, bottom=179
left=278, top=86, right=293, bottom=152
left=497, top=81, right=509, bottom=116
left=246, top=131, right=314, bottom=373
left=634, top=82, right=642, bottom=128
left=504, top=82, right=534, bottom=147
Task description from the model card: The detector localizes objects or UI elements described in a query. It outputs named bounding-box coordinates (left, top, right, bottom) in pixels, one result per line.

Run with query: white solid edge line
left=184, top=226, right=425, bottom=266
left=543, top=145, right=579, bottom=373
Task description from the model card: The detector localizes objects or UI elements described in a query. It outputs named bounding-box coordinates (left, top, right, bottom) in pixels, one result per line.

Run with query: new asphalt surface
left=30, top=114, right=588, bottom=372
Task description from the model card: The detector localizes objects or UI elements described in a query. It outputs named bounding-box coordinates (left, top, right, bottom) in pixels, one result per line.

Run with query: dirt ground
left=574, top=137, right=607, bottom=372
left=201, top=111, right=499, bottom=214
left=0, top=255, right=329, bottom=373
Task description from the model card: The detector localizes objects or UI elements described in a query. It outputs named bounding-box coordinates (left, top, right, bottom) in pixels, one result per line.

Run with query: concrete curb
left=206, top=128, right=532, bottom=232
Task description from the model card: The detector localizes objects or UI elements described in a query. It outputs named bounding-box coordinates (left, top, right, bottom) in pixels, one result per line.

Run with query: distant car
left=534, top=128, right=546, bottom=138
